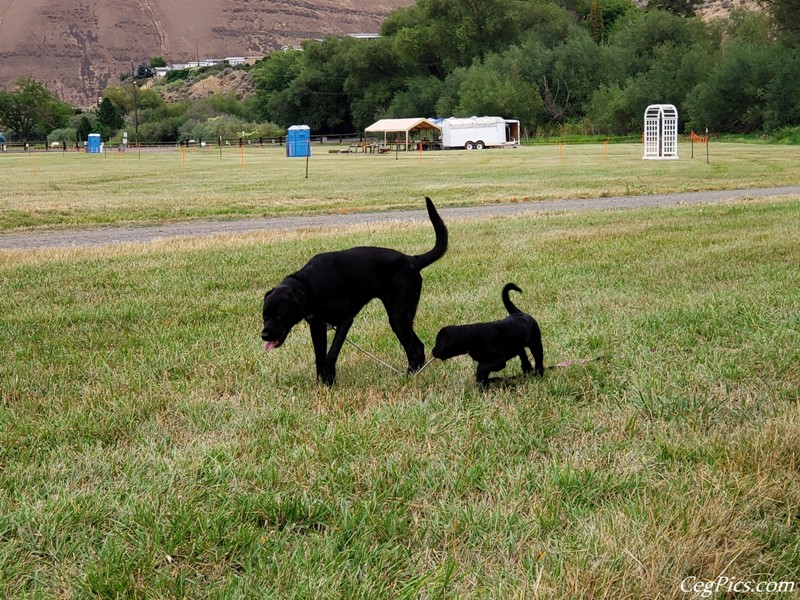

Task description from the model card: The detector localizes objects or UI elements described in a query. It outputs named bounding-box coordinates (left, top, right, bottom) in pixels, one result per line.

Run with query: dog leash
left=331, top=324, right=605, bottom=376
left=344, top=335, right=604, bottom=375
left=325, top=323, right=435, bottom=376
left=343, top=336, right=436, bottom=376
left=547, top=354, right=608, bottom=369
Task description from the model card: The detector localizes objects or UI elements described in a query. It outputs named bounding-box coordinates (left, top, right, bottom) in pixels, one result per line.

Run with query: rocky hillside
left=0, top=0, right=414, bottom=108
left=694, top=0, right=761, bottom=19
left=0, top=0, right=760, bottom=108
left=151, top=68, right=255, bottom=104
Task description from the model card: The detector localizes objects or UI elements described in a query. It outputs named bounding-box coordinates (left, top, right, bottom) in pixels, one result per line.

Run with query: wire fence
left=0, top=132, right=696, bottom=155
left=0, top=133, right=373, bottom=154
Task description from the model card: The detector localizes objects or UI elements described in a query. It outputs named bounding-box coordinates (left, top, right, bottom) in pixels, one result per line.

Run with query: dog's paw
left=317, top=371, right=336, bottom=386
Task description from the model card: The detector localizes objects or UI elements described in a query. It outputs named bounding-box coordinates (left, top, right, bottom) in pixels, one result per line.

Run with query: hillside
left=0, top=0, right=414, bottom=108
left=694, top=0, right=761, bottom=19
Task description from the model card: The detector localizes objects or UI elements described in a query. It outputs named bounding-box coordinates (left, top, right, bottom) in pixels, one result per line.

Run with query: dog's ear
left=290, top=287, right=307, bottom=309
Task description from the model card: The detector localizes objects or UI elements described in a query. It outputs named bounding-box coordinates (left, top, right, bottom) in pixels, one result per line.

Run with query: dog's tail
left=413, top=197, right=448, bottom=270
left=502, top=283, right=523, bottom=314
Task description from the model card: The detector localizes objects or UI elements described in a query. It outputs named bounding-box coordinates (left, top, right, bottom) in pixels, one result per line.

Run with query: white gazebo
left=643, top=104, right=679, bottom=160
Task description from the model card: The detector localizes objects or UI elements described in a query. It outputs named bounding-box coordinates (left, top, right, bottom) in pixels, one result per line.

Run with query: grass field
left=2, top=173, right=799, bottom=598
left=1, top=141, right=800, bottom=231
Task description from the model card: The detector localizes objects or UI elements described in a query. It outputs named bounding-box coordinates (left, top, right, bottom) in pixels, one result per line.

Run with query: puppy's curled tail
left=413, top=197, right=448, bottom=270
left=502, top=283, right=523, bottom=314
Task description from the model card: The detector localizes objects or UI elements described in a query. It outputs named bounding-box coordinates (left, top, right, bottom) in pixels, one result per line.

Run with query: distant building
left=281, top=33, right=379, bottom=52
left=347, top=33, right=380, bottom=40
left=153, top=56, right=260, bottom=76
left=154, top=34, right=377, bottom=75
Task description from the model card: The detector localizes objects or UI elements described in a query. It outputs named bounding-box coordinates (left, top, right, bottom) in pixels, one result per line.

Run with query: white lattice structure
left=643, top=104, right=678, bottom=160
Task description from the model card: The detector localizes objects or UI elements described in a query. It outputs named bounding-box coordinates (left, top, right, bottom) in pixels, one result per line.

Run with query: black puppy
left=432, top=283, right=544, bottom=387
left=262, top=197, right=448, bottom=385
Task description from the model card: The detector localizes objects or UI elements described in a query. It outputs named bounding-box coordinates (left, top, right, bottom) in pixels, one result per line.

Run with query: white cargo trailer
left=440, top=116, right=520, bottom=150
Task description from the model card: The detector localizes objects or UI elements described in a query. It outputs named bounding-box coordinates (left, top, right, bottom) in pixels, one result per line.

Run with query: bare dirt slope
left=0, top=0, right=413, bottom=107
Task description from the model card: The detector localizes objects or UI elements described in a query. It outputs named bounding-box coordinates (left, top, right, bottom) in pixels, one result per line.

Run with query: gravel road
left=2, top=186, right=799, bottom=251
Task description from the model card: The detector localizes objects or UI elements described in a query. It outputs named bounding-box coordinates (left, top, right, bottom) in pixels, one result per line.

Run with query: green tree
left=601, top=0, right=635, bottom=34
left=384, top=0, right=522, bottom=76
left=251, top=49, right=304, bottom=122
left=517, top=2, right=582, bottom=49
left=266, top=38, right=353, bottom=132
left=436, top=49, right=545, bottom=127
left=537, top=31, right=612, bottom=123
left=96, top=97, right=124, bottom=139
left=76, top=115, right=93, bottom=143
left=586, top=12, right=714, bottom=134
left=179, top=115, right=284, bottom=142
left=343, top=37, right=410, bottom=129
left=684, top=42, right=780, bottom=133
left=0, top=78, right=71, bottom=143
left=763, top=49, right=800, bottom=129
left=133, top=100, right=187, bottom=142
left=385, top=76, right=445, bottom=118
left=759, top=0, right=800, bottom=43
left=585, top=83, right=629, bottom=133
left=102, top=83, right=163, bottom=115
left=724, top=8, right=775, bottom=45
left=47, top=127, right=77, bottom=147
left=587, top=0, right=605, bottom=44
left=606, top=9, right=697, bottom=76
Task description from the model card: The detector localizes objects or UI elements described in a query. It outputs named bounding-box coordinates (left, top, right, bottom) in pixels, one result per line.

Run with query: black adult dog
left=261, top=197, right=448, bottom=385
left=432, top=283, right=544, bottom=387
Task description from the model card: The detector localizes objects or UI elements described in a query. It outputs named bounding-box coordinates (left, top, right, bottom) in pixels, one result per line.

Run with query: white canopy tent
left=364, top=118, right=441, bottom=150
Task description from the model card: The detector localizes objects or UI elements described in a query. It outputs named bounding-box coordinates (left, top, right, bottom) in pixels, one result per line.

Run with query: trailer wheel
left=475, top=141, right=485, bottom=150
left=465, top=141, right=474, bottom=150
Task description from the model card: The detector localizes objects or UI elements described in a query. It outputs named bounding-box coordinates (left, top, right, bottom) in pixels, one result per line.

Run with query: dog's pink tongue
left=263, top=341, right=279, bottom=351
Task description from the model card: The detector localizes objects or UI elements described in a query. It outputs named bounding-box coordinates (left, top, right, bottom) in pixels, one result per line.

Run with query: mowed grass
left=2, top=141, right=800, bottom=230
left=1, top=198, right=799, bottom=598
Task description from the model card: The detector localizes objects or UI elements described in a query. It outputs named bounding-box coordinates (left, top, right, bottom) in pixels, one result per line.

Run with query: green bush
left=164, top=69, right=191, bottom=84
left=47, top=127, right=78, bottom=144
left=771, top=126, right=800, bottom=144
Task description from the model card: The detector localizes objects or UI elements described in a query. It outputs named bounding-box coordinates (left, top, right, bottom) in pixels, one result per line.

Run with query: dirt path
left=2, top=186, right=799, bottom=251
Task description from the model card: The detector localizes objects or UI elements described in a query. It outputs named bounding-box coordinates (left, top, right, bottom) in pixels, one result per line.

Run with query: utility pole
left=132, top=62, right=140, bottom=159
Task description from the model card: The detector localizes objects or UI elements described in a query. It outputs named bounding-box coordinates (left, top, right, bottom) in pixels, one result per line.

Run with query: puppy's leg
left=518, top=351, right=534, bottom=374
left=529, top=333, right=544, bottom=377
left=476, top=356, right=508, bottom=388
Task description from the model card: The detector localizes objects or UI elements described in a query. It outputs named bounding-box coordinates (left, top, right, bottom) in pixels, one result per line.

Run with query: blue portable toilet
left=286, top=125, right=311, bottom=158
left=87, top=133, right=102, bottom=154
